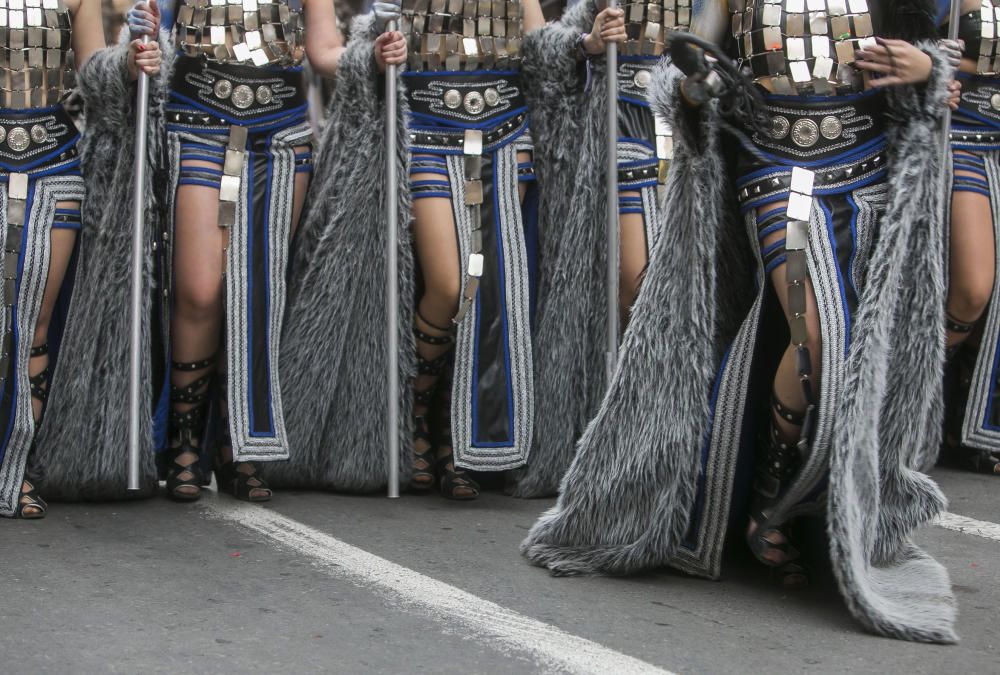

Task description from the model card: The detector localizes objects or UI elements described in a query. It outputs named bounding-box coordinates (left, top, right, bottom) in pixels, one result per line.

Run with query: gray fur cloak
left=510, top=0, right=617, bottom=498
left=32, top=33, right=176, bottom=501
left=522, top=53, right=958, bottom=643
left=265, top=15, right=416, bottom=491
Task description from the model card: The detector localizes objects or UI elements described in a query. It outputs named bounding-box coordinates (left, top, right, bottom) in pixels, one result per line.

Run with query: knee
left=32, top=314, right=51, bottom=347
left=948, top=277, right=994, bottom=322
left=421, top=274, right=463, bottom=322
left=174, top=280, right=223, bottom=323
left=620, top=274, right=643, bottom=311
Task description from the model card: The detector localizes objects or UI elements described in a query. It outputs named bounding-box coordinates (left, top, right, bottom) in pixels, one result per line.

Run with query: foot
left=410, top=415, right=436, bottom=492
left=16, top=480, right=46, bottom=519
left=235, top=462, right=272, bottom=501
left=437, top=450, right=479, bottom=501
left=167, top=449, right=203, bottom=502
left=746, top=513, right=797, bottom=566
left=747, top=513, right=809, bottom=588
left=216, top=460, right=272, bottom=502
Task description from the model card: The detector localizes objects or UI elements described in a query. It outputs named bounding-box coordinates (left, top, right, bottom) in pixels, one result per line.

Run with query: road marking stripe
left=936, top=512, right=1000, bottom=542
left=205, top=499, right=673, bottom=675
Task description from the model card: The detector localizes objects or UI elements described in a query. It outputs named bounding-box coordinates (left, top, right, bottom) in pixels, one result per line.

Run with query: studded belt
left=410, top=112, right=527, bottom=152
left=749, top=90, right=886, bottom=161
left=737, top=148, right=887, bottom=205
left=0, top=105, right=77, bottom=170
left=404, top=72, right=525, bottom=126
left=170, top=56, right=305, bottom=120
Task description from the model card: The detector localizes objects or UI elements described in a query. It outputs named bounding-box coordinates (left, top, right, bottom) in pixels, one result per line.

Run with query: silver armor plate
left=175, top=0, right=306, bottom=67
left=0, top=0, right=75, bottom=109
left=729, top=0, right=876, bottom=95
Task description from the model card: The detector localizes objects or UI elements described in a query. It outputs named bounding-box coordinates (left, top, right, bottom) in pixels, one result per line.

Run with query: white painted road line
left=936, top=512, right=1000, bottom=542
left=205, top=499, right=673, bottom=675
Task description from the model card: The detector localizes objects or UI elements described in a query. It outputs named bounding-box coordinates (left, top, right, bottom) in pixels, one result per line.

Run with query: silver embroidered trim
left=0, top=173, right=84, bottom=516
left=450, top=128, right=534, bottom=471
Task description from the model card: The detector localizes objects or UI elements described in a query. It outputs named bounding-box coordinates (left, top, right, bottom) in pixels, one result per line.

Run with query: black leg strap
left=946, top=313, right=975, bottom=334
left=416, top=309, right=452, bottom=334
left=172, top=353, right=217, bottom=371
left=772, top=394, right=805, bottom=426
left=28, top=343, right=50, bottom=405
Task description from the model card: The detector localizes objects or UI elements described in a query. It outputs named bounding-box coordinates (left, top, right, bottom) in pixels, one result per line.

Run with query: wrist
left=579, top=32, right=601, bottom=58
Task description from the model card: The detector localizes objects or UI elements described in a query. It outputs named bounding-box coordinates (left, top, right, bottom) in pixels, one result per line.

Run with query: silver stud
left=214, top=79, right=233, bottom=99
left=819, top=115, right=842, bottom=140
left=443, top=89, right=462, bottom=109
left=463, top=91, right=485, bottom=115
left=231, top=84, right=255, bottom=109
left=791, top=119, right=820, bottom=147
left=7, top=127, right=29, bottom=152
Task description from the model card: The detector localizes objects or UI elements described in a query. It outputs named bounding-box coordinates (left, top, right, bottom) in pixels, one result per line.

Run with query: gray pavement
left=1, top=467, right=997, bottom=674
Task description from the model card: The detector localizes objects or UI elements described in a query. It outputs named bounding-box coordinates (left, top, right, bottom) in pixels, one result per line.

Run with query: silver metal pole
left=128, top=35, right=151, bottom=491
left=385, top=22, right=401, bottom=499
left=605, top=5, right=620, bottom=382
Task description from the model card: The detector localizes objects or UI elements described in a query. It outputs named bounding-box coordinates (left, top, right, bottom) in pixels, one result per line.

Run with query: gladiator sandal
left=17, top=343, right=52, bottom=519
left=212, top=374, right=272, bottom=502
left=747, top=395, right=810, bottom=588
left=15, top=479, right=46, bottom=519
left=165, top=355, right=214, bottom=502
left=411, top=318, right=453, bottom=493
left=434, top=355, right=479, bottom=501
left=941, top=317, right=1000, bottom=475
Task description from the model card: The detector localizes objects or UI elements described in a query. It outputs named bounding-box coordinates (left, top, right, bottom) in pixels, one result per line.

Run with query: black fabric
left=170, top=56, right=306, bottom=119
left=403, top=72, right=526, bottom=126
left=0, top=106, right=78, bottom=171
left=472, top=153, right=512, bottom=445
left=248, top=134, right=273, bottom=436
left=618, top=98, right=654, bottom=140
left=954, top=11, right=984, bottom=59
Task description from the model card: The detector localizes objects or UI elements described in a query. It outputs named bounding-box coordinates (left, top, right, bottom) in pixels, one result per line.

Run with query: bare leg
left=619, top=189, right=648, bottom=326
left=170, top=159, right=226, bottom=499
left=409, top=158, right=463, bottom=493
left=947, top=150, right=995, bottom=345
left=747, top=200, right=823, bottom=575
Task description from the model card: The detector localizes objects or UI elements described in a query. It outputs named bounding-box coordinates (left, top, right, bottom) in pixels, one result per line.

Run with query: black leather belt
left=404, top=72, right=526, bottom=126
left=737, top=150, right=887, bottom=204
left=748, top=91, right=886, bottom=162
left=0, top=105, right=77, bottom=169
left=411, top=112, right=527, bottom=152
left=170, top=56, right=306, bottom=120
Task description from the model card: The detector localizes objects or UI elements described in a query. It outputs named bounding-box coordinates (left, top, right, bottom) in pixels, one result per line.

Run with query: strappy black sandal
left=940, top=344, right=1000, bottom=475
left=28, top=343, right=51, bottom=419
left=214, top=459, right=273, bottom=502
left=411, top=322, right=453, bottom=493
left=213, top=376, right=272, bottom=502
left=15, top=480, right=47, bottom=519
left=747, top=398, right=809, bottom=588
left=17, top=344, right=52, bottom=519
left=434, top=357, right=479, bottom=501
left=165, top=355, right=214, bottom=502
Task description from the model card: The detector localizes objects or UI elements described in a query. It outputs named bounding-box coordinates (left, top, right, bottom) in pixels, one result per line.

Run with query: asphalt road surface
left=2, top=466, right=997, bottom=674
